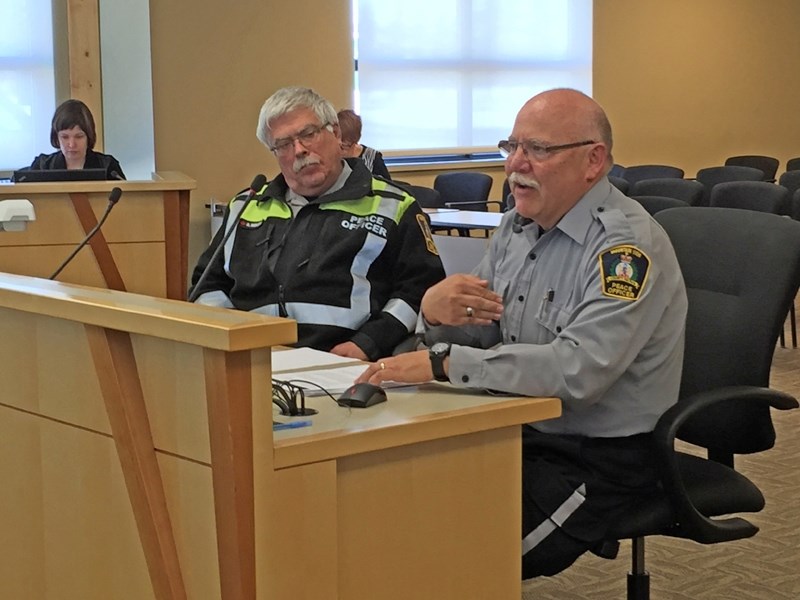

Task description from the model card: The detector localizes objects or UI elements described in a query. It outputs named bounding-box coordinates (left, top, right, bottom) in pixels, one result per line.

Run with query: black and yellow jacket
left=191, top=159, right=445, bottom=360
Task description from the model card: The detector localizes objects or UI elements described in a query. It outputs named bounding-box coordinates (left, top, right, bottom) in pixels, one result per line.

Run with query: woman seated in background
left=337, top=108, right=391, bottom=180
left=26, top=99, right=125, bottom=179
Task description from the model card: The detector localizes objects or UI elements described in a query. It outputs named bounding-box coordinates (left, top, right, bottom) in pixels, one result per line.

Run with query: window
left=354, top=0, right=592, bottom=153
left=0, top=0, right=56, bottom=173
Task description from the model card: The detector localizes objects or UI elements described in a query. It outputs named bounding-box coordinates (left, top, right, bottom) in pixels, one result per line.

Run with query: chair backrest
left=621, top=164, right=684, bottom=186
left=608, top=175, right=629, bottom=194
left=631, top=195, right=689, bottom=215
left=784, top=157, right=800, bottom=172
left=724, top=155, right=779, bottom=182
left=655, top=207, right=800, bottom=456
left=793, top=188, right=800, bottom=221
left=695, top=165, right=765, bottom=206
left=630, top=177, right=705, bottom=206
left=406, top=184, right=444, bottom=209
left=778, top=170, right=800, bottom=202
left=433, top=172, right=493, bottom=210
left=708, top=180, right=790, bottom=216
left=609, top=163, right=626, bottom=178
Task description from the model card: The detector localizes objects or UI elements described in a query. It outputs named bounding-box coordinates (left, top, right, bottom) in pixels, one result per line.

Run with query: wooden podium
left=0, top=273, right=561, bottom=599
left=0, top=172, right=195, bottom=299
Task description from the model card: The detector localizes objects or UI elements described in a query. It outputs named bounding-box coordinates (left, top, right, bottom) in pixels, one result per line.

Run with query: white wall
left=99, top=0, right=155, bottom=179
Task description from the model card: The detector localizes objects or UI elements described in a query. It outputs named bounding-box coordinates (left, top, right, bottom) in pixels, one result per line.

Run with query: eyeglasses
left=270, top=123, right=333, bottom=157
left=497, top=139, right=597, bottom=161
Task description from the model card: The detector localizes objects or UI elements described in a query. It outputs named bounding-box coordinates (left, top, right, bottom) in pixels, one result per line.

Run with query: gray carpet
left=522, top=344, right=800, bottom=599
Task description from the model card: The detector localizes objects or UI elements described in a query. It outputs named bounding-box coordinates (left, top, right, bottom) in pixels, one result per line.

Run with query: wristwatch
left=428, top=342, right=452, bottom=382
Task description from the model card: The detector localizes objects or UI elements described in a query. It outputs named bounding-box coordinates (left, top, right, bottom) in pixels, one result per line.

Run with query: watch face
left=431, top=342, right=450, bottom=355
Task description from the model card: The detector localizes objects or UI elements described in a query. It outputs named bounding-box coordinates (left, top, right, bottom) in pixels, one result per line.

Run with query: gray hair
left=255, top=87, right=339, bottom=148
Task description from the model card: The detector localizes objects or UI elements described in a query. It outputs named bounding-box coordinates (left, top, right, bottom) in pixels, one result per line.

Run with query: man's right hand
left=421, top=274, right=503, bottom=326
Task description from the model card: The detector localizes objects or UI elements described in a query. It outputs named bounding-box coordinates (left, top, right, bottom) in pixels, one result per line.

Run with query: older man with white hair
left=190, top=87, right=444, bottom=361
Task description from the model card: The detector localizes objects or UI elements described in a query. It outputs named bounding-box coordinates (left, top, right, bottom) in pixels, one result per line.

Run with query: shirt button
left=598, top=207, right=605, bottom=212
left=511, top=335, right=517, bottom=342
left=461, top=375, right=469, bottom=383
left=529, top=252, right=537, bottom=260
left=556, top=326, right=562, bottom=333
left=518, top=295, right=524, bottom=302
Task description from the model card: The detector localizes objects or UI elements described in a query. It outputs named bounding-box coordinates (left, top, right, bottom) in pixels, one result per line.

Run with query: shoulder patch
left=417, top=214, right=440, bottom=255
left=598, top=245, right=651, bottom=301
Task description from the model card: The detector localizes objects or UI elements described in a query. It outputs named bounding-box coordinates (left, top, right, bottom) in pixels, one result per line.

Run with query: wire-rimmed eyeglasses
left=270, top=123, right=333, bottom=157
left=498, top=139, right=597, bottom=161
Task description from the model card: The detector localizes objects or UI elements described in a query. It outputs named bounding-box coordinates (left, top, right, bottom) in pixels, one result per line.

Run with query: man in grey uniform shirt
left=357, top=88, right=687, bottom=578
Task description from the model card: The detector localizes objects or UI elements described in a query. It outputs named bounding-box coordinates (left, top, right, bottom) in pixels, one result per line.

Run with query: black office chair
left=778, top=170, right=800, bottom=207
left=434, top=172, right=495, bottom=211
left=406, top=184, right=444, bottom=210
left=709, top=180, right=791, bottom=215
left=608, top=175, right=629, bottom=194
left=621, top=164, right=684, bottom=187
left=631, top=195, right=689, bottom=216
left=694, top=165, right=765, bottom=207
left=630, top=177, right=705, bottom=206
left=792, top=188, right=800, bottom=221
left=600, top=207, right=800, bottom=600
left=724, top=155, right=780, bottom=182
left=609, top=164, right=626, bottom=179
left=786, top=157, right=800, bottom=172
left=434, top=172, right=496, bottom=237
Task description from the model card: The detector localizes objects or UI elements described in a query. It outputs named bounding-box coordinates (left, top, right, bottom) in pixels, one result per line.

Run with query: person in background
left=190, top=87, right=444, bottom=361
left=356, top=88, right=688, bottom=578
left=26, top=99, right=125, bottom=179
left=337, top=108, right=392, bottom=180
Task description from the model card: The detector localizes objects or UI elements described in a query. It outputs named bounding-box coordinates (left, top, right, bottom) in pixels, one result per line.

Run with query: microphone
left=187, top=174, right=267, bottom=303
left=49, top=187, right=123, bottom=280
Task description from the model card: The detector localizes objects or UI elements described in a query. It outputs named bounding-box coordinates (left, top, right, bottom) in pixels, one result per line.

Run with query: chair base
left=627, top=572, right=650, bottom=600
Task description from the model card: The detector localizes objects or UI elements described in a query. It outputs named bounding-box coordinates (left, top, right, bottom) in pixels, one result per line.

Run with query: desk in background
left=0, top=171, right=195, bottom=299
left=426, top=208, right=504, bottom=231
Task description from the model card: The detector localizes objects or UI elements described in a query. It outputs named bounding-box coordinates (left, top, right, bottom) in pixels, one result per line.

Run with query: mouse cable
left=284, top=379, right=338, bottom=404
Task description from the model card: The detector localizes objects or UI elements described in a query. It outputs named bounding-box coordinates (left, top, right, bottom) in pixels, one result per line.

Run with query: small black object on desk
left=337, top=383, right=387, bottom=408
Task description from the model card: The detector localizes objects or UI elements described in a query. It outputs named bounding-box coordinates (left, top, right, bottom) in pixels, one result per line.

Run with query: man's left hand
left=329, top=341, right=368, bottom=360
left=355, top=350, right=433, bottom=385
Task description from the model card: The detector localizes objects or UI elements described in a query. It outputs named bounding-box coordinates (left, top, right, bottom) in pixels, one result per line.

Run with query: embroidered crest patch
left=599, top=245, right=651, bottom=301
left=417, top=213, right=440, bottom=255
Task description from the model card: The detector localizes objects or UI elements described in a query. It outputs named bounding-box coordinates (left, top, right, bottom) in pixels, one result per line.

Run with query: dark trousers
left=521, top=426, right=658, bottom=579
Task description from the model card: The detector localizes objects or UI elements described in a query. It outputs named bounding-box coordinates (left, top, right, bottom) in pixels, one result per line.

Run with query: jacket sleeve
left=350, top=202, right=445, bottom=360
left=371, top=151, right=392, bottom=180
left=107, top=156, right=126, bottom=180
left=188, top=205, right=236, bottom=306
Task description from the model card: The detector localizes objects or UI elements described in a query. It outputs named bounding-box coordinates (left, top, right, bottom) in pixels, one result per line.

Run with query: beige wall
left=144, top=0, right=800, bottom=267
left=595, top=0, right=800, bottom=176
left=148, top=0, right=353, bottom=265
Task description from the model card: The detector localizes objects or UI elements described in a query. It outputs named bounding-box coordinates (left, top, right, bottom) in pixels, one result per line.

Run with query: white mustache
left=508, top=172, right=541, bottom=190
left=293, top=156, right=320, bottom=173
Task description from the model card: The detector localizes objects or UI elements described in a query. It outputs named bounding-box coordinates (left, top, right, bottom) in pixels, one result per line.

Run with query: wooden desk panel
left=0, top=172, right=194, bottom=299
left=0, top=274, right=561, bottom=600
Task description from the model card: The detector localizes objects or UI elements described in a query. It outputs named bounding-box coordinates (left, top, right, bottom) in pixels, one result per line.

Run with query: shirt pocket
left=537, top=298, right=571, bottom=337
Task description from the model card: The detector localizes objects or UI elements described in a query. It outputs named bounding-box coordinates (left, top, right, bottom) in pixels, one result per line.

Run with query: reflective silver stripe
left=251, top=304, right=281, bottom=317
left=522, top=483, right=586, bottom=556
left=275, top=232, right=386, bottom=328
left=194, top=290, right=234, bottom=308
left=384, top=297, right=417, bottom=331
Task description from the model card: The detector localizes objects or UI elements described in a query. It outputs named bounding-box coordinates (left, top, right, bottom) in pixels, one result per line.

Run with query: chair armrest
left=652, top=385, right=797, bottom=543
left=444, top=200, right=504, bottom=211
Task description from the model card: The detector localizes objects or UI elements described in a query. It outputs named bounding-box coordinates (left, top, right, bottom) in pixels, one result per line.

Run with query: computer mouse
left=337, top=382, right=387, bottom=408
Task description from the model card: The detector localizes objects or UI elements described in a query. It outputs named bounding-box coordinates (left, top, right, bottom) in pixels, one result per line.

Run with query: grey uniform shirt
left=444, top=178, right=688, bottom=438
